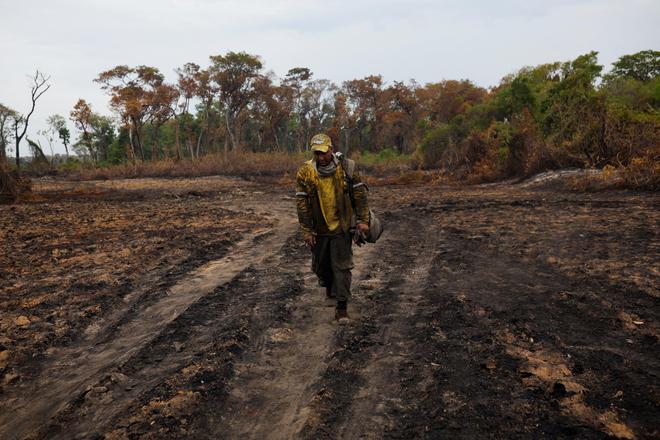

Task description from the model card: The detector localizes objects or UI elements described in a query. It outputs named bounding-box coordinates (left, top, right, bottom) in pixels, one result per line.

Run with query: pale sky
left=2, top=0, right=659, bottom=154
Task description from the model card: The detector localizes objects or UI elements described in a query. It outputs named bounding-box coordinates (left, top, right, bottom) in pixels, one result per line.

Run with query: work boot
left=335, top=301, right=349, bottom=323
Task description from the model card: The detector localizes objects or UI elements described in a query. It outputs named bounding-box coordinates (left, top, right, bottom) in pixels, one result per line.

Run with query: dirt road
left=0, top=177, right=658, bottom=439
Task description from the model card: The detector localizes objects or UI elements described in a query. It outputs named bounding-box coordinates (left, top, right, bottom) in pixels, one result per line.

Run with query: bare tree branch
left=13, top=70, right=51, bottom=169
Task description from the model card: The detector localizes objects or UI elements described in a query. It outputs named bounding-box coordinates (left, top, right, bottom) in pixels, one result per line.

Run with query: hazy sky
left=2, top=0, right=659, bottom=154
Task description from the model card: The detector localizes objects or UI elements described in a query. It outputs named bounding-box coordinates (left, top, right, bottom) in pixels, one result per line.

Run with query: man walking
left=295, top=134, right=370, bottom=323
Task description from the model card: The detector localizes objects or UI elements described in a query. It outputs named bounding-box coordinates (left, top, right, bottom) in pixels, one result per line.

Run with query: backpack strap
left=344, top=157, right=355, bottom=181
left=335, top=152, right=355, bottom=180
left=336, top=153, right=357, bottom=211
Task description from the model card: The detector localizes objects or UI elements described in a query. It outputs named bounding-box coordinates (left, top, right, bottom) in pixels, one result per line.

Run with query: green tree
left=174, top=62, right=201, bottom=159
left=283, top=67, right=313, bottom=151
left=70, top=99, right=94, bottom=161
left=418, top=123, right=452, bottom=168
left=493, top=77, right=536, bottom=120
left=209, top=51, right=263, bottom=152
left=107, top=127, right=130, bottom=164
left=0, top=104, right=18, bottom=162
left=70, top=100, right=115, bottom=163
left=47, top=114, right=70, bottom=158
left=608, top=50, right=660, bottom=82
left=95, top=65, right=166, bottom=161
left=342, top=75, right=388, bottom=151
left=542, top=51, right=605, bottom=165
left=89, top=114, right=116, bottom=163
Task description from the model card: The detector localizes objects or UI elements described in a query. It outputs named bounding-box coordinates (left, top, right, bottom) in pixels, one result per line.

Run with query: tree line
left=1, top=50, right=658, bottom=179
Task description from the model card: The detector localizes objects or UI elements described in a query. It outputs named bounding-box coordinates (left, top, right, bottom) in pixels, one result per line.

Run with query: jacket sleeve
left=295, top=167, right=314, bottom=237
left=351, top=165, right=370, bottom=225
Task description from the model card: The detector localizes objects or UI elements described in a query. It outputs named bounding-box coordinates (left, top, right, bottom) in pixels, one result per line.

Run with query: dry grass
left=63, top=152, right=308, bottom=181
left=373, top=169, right=440, bottom=185
left=568, top=166, right=624, bottom=191
left=60, top=151, right=423, bottom=185
left=568, top=157, right=660, bottom=191
left=0, top=164, right=33, bottom=204
left=621, top=156, right=660, bottom=191
left=52, top=150, right=660, bottom=192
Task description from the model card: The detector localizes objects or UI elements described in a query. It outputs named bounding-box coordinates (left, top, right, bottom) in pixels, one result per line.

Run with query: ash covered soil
left=0, top=176, right=658, bottom=440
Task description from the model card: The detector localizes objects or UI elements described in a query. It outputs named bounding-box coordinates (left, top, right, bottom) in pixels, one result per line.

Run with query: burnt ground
left=0, top=176, right=658, bottom=440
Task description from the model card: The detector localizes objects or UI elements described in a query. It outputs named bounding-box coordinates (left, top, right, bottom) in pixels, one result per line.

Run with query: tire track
left=338, top=220, right=436, bottom=440
left=296, top=212, right=431, bottom=439
left=0, top=202, right=296, bottom=440
left=212, top=228, right=389, bottom=439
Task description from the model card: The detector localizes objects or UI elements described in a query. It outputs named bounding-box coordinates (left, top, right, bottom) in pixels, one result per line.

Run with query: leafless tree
left=12, top=70, right=51, bottom=170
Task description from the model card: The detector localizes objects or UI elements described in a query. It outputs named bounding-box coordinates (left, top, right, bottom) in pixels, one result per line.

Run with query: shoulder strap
left=344, top=158, right=356, bottom=181
left=336, top=154, right=357, bottom=211
left=336, top=153, right=355, bottom=181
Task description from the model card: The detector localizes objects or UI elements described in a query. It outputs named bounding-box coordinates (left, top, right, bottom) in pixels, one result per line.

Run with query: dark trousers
left=312, top=232, right=353, bottom=302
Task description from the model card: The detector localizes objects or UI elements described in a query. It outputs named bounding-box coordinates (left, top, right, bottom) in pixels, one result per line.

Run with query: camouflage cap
left=310, top=133, right=332, bottom=153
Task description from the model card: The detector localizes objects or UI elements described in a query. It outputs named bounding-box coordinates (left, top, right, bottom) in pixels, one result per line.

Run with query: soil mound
left=518, top=169, right=598, bottom=190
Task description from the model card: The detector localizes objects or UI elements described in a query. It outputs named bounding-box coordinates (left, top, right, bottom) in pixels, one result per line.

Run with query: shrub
left=0, top=163, right=18, bottom=204
left=568, top=158, right=659, bottom=191
left=0, top=164, right=32, bottom=204
left=417, top=124, right=452, bottom=168
left=351, top=148, right=415, bottom=176
left=62, top=152, right=307, bottom=181
left=621, top=156, right=660, bottom=190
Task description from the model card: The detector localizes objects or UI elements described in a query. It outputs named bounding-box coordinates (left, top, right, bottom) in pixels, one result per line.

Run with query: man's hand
left=353, top=223, right=370, bottom=245
left=304, top=233, right=317, bottom=248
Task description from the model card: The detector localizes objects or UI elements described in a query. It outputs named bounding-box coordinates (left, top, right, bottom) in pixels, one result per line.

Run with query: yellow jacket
left=295, top=156, right=369, bottom=237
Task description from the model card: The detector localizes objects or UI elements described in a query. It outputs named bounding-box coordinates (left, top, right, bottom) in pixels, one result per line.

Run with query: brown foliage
left=568, top=155, right=659, bottom=191
left=419, top=80, right=487, bottom=124
left=602, top=110, right=660, bottom=166
left=0, top=164, right=32, bottom=204
left=510, top=110, right=557, bottom=176
left=0, top=163, right=17, bottom=204
left=95, top=65, right=169, bottom=161
left=621, top=156, right=660, bottom=190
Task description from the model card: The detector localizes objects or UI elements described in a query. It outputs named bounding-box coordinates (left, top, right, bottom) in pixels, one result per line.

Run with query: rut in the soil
left=0, top=204, right=296, bottom=440
left=209, top=267, right=335, bottom=438
left=337, top=216, right=436, bottom=440
left=209, top=211, right=426, bottom=440
left=44, top=228, right=303, bottom=440
left=295, top=212, right=435, bottom=440
left=211, top=224, right=392, bottom=439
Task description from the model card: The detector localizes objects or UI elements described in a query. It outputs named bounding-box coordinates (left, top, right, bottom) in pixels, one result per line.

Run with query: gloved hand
left=353, top=228, right=367, bottom=246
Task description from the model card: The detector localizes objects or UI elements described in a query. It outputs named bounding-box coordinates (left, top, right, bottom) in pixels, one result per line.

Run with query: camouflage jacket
left=295, top=156, right=369, bottom=237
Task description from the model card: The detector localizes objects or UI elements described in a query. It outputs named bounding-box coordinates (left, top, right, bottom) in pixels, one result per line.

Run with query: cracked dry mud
left=0, top=176, right=658, bottom=440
